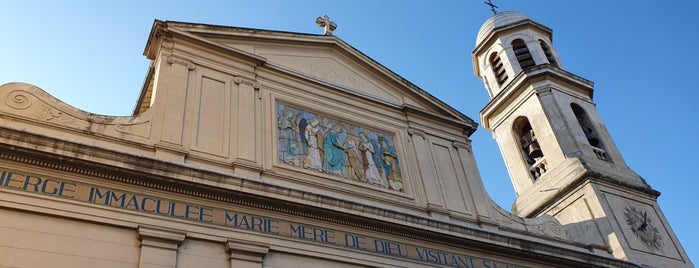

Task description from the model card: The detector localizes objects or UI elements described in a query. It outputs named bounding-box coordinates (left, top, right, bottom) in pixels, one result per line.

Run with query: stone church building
left=0, top=11, right=692, bottom=268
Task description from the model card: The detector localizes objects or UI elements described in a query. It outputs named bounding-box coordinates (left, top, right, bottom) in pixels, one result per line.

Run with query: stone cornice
left=453, top=140, right=472, bottom=152
left=167, top=20, right=462, bottom=120
left=401, top=104, right=478, bottom=136
left=138, top=225, right=186, bottom=250
left=0, top=127, right=639, bottom=268
left=148, top=20, right=476, bottom=130
left=480, top=65, right=594, bottom=131
left=513, top=158, right=659, bottom=218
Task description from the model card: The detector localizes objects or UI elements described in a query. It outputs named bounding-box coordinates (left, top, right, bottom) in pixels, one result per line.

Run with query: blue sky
left=2, top=0, right=697, bottom=264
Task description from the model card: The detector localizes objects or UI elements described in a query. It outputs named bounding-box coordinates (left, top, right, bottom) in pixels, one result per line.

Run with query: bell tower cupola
left=473, top=12, right=693, bottom=267
left=473, top=11, right=561, bottom=99
left=473, top=11, right=647, bottom=203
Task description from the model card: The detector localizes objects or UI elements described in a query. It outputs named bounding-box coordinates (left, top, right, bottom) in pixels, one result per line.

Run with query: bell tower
left=473, top=12, right=692, bottom=267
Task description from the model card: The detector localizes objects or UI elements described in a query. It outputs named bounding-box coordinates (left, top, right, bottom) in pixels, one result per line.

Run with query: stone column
left=225, top=239, right=269, bottom=268
left=137, top=225, right=186, bottom=268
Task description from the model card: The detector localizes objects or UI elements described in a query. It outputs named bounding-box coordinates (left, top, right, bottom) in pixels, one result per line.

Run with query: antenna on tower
left=484, top=0, right=499, bottom=15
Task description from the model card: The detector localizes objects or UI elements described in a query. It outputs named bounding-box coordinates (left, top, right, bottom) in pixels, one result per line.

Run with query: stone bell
left=528, top=141, right=543, bottom=159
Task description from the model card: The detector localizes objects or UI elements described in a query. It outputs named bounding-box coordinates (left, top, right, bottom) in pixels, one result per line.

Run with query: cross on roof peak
left=315, top=15, right=337, bottom=36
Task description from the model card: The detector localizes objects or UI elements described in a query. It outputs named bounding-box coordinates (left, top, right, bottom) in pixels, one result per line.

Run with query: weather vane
left=484, top=0, right=499, bottom=15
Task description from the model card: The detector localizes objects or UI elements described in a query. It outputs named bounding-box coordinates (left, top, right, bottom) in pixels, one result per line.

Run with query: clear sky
left=2, top=0, right=697, bottom=264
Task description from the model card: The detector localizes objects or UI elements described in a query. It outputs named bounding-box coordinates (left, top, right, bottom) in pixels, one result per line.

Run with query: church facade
left=0, top=12, right=691, bottom=268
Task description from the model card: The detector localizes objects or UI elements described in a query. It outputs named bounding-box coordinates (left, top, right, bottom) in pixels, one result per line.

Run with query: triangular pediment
left=254, top=47, right=402, bottom=103
left=154, top=21, right=475, bottom=128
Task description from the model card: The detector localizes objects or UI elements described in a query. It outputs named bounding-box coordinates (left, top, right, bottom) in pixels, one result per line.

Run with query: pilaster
left=407, top=127, right=447, bottom=218
left=137, top=225, right=187, bottom=268
left=225, top=239, right=270, bottom=268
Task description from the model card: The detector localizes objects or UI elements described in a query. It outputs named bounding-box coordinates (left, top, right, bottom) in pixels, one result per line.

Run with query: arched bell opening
left=489, top=52, right=508, bottom=86
left=513, top=116, right=547, bottom=180
left=539, top=39, right=559, bottom=67
left=512, top=39, right=535, bottom=70
left=571, top=103, right=611, bottom=162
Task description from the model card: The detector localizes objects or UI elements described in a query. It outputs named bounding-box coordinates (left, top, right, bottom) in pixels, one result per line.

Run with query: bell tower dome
left=473, top=12, right=693, bottom=267
left=473, top=11, right=561, bottom=99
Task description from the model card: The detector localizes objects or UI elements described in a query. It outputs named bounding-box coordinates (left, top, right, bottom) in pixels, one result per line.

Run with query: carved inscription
left=0, top=166, right=529, bottom=268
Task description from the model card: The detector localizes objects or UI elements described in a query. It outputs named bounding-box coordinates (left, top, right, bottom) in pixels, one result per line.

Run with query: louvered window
left=489, top=53, right=508, bottom=85
left=512, top=39, right=535, bottom=69
left=540, top=40, right=558, bottom=67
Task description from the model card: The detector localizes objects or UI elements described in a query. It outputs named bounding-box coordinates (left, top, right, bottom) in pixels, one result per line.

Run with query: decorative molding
left=2, top=88, right=133, bottom=133
left=453, top=140, right=472, bottom=152
left=0, top=130, right=639, bottom=267
left=0, top=138, right=565, bottom=245
left=154, top=141, right=188, bottom=154
left=426, top=203, right=450, bottom=215
left=407, top=127, right=426, bottom=139
left=137, top=225, right=185, bottom=268
left=234, top=76, right=260, bottom=89
left=153, top=22, right=170, bottom=39
left=534, top=85, right=554, bottom=97
left=36, top=105, right=64, bottom=121
left=535, top=220, right=563, bottom=238
left=138, top=225, right=186, bottom=250
left=166, top=56, right=196, bottom=70
left=225, top=239, right=269, bottom=263
left=114, top=120, right=152, bottom=139
left=5, top=90, right=32, bottom=110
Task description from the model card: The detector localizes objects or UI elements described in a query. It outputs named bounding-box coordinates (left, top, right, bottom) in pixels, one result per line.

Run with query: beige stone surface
left=176, top=239, right=229, bottom=268
left=0, top=15, right=675, bottom=268
left=475, top=11, right=692, bottom=268
left=0, top=209, right=139, bottom=268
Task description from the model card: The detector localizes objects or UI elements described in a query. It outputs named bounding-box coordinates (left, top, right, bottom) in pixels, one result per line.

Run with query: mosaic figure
left=277, top=107, right=300, bottom=165
left=303, top=118, right=323, bottom=172
left=359, top=132, right=385, bottom=187
left=276, top=103, right=403, bottom=192
left=343, top=133, right=363, bottom=181
left=323, top=124, right=346, bottom=175
left=380, top=137, right=403, bottom=191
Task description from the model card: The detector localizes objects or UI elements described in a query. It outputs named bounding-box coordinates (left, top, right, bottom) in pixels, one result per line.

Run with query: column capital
left=166, top=55, right=196, bottom=70
left=225, top=239, right=270, bottom=264
left=407, top=127, right=426, bottom=138
left=138, top=225, right=186, bottom=250
left=453, top=140, right=472, bottom=152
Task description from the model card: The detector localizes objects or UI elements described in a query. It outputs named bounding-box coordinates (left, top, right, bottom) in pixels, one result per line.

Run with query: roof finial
left=484, top=0, right=499, bottom=15
left=315, top=15, right=337, bottom=35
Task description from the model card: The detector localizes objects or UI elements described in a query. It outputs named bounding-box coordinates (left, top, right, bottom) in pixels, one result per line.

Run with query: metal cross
left=315, top=15, right=337, bottom=35
left=484, top=0, right=499, bottom=15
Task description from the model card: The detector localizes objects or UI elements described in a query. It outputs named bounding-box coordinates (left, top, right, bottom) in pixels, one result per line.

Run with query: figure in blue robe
left=323, top=125, right=345, bottom=175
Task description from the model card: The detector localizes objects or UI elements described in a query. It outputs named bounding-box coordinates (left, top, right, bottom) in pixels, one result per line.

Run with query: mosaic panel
left=277, top=103, right=404, bottom=192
